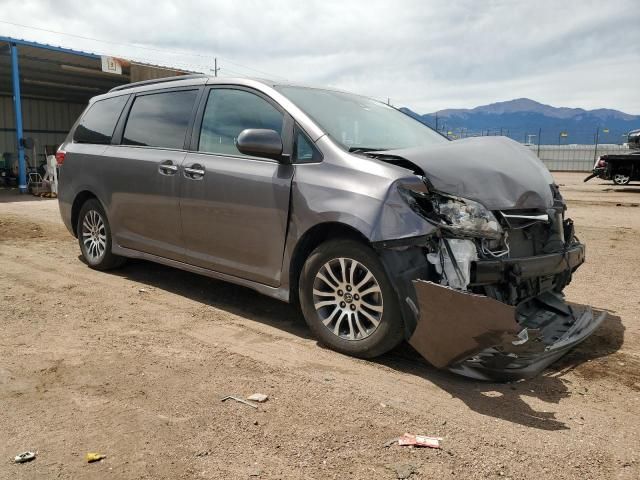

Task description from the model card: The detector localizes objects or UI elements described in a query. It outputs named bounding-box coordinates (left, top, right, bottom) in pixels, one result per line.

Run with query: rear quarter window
left=73, top=95, right=128, bottom=144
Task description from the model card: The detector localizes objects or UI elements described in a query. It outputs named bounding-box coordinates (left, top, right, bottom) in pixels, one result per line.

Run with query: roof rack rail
left=109, top=73, right=208, bottom=93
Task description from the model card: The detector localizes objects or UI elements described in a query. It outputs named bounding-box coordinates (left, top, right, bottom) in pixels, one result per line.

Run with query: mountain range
left=400, top=98, right=640, bottom=145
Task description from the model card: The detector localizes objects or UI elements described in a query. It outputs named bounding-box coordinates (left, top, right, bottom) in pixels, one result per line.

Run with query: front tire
left=299, top=239, right=404, bottom=358
left=77, top=199, right=125, bottom=270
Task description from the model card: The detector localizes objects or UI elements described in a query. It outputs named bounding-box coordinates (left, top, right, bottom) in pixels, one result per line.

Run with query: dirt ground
left=1, top=172, right=639, bottom=480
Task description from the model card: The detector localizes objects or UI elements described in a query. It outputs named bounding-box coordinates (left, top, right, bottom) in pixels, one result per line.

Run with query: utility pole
left=211, top=57, right=220, bottom=77
left=594, top=127, right=600, bottom=162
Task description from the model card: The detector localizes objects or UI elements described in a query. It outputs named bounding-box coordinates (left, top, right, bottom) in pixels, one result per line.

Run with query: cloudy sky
left=1, top=0, right=639, bottom=113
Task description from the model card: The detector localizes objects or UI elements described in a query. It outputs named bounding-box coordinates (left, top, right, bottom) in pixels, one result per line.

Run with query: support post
left=10, top=43, right=27, bottom=193
left=537, top=127, right=541, bottom=157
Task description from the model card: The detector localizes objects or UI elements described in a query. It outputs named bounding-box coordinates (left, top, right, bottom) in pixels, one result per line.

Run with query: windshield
left=275, top=86, right=447, bottom=151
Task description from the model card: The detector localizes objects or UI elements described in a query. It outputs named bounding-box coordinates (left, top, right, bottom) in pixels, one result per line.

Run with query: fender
left=278, top=149, right=437, bottom=302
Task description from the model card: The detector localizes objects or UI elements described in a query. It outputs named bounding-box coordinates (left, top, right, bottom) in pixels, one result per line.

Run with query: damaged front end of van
left=372, top=137, right=606, bottom=381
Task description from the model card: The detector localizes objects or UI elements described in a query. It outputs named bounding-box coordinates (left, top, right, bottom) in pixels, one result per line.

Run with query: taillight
left=597, top=158, right=606, bottom=168
left=55, top=149, right=66, bottom=165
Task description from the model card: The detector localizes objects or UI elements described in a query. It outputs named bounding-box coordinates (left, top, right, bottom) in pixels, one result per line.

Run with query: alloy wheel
left=81, top=210, right=107, bottom=261
left=312, top=257, right=384, bottom=341
left=613, top=174, right=630, bottom=185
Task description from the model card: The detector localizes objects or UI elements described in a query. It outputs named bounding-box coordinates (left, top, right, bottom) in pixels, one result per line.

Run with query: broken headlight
left=435, top=195, right=502, bottom=239
left=399, top=187, right=502, bottom=239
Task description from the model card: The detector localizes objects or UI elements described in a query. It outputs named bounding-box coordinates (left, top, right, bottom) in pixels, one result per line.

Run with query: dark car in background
left=57, top=75, right=604, bottom=380
left=585, top=129, right=640, bottom=185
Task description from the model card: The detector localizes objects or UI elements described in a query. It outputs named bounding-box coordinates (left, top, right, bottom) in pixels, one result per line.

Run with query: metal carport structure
left=0, top=36, right=192, bottom=192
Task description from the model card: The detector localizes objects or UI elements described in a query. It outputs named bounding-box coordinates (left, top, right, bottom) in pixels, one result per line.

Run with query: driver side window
left=198, top=89, right=284, bottom=157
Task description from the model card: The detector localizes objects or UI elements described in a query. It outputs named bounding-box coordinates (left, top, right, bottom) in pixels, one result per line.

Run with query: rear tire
left=299, top=239, right=404, bottom=358
left=77, top=199, right=125, bottom=270
left=613, top=173, right=631, bottom=185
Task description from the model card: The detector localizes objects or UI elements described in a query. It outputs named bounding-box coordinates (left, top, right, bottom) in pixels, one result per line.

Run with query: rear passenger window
left=199, top=89, right=284, bottom=157
left=73, top=95, right=128, bottom=144
left=123, top=90, right=198, bottom=149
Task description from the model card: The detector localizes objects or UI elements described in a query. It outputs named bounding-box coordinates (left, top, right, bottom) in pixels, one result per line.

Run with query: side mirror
left=237, top=129, right=283, bottom=160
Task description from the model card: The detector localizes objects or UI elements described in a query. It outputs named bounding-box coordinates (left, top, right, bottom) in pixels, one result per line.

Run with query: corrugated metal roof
left=0, top=36, right=194, bottom=103
left=0, top=36, right=100, bottom=58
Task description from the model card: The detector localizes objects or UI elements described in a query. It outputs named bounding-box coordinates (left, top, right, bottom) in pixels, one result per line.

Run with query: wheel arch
left=288, top=222, right=371, bottom=305
left=70, top=190, right=102, bottom=237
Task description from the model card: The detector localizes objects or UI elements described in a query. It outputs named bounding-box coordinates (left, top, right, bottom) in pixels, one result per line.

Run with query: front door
left=106, top=88, right=200, bottom=260
left=180, top=87, right=293, bottom=286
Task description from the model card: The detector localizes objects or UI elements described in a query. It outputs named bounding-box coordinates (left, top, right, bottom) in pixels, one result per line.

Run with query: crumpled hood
left=381, top=136, right=556, bottom=210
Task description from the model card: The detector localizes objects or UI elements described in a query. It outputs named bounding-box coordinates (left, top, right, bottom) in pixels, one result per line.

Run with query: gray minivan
left=57, top=75, right=604, bottom=380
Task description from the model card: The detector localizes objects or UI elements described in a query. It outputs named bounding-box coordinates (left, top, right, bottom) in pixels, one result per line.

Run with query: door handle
left=184, top=164, right=205, bottom=179
left=158, top=161, right=178, bottom=175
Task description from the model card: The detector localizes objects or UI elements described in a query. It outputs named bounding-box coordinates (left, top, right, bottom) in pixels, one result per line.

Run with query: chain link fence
left=526, top=144, right=630, bottom=171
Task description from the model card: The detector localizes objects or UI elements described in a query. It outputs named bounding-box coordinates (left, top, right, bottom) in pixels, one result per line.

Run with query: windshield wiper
left=348, top=147, right=389, bottom=153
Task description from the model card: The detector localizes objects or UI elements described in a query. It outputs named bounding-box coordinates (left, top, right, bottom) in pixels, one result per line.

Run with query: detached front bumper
left=407, top=243, right=605, bottom=381
left=584, top=167, right=606, bottom=182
